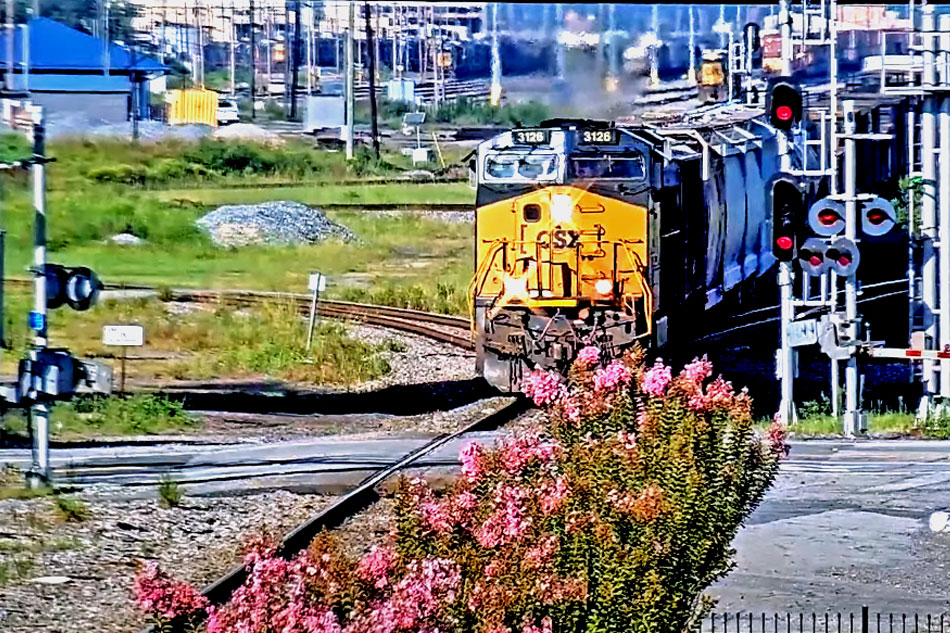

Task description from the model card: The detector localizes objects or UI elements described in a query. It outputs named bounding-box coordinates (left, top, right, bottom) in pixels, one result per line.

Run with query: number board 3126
left=580, top=129, right=619, bottom=145
left=512, top=129, right=551, bottom=144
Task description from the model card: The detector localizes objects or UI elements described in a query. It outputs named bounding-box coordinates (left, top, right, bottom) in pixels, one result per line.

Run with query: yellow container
left=167, top=89, right=218, bottom=127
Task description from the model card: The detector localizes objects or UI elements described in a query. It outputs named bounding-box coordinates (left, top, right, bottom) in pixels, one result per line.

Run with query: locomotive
left=470, top=114, right=784, bottom=391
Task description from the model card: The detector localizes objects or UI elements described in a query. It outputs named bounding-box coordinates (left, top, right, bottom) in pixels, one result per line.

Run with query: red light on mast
left=776, top=105, right=793, bottom=121
left=776, top=236, right=794, bottom=251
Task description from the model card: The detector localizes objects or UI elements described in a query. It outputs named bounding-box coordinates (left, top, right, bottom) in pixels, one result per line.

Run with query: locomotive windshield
left=568, top=154, right=645, bottom=180
left=484, top=152, right=560, bottom=182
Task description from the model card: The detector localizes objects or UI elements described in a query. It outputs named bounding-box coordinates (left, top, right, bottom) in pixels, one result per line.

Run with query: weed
left=53, top=495, right=90, bottom=523
left=157, top=285, right=174, bottom=302
left=158, top=475, right=183, bottom=508
left=0, top=556, right=34, bottom=586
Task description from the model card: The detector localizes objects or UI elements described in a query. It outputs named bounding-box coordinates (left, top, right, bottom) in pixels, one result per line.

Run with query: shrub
left=158, top=475, right=183, bottom=508
left=134, top=349, right=786, bottom=633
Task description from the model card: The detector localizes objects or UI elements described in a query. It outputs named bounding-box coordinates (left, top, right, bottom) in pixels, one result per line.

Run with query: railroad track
left=171, top=289, right=475, bottom=350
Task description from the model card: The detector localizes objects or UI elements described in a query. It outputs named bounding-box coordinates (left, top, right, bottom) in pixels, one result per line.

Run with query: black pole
left=130, top=44, right=139, bottom=141
left=290, top=0, right=301, bottom=120
left=364, top=0, right=379, bottom=158
left=249, top=0, right=256, bottom=119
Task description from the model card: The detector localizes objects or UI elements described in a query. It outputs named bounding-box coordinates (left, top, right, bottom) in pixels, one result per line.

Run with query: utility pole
left=26, top=105, right=47, bottom=489
left=130, top=42, right=139, bottom=141
left=842, top=99, right=864, bottom=436
left=921, top=5, right=938, bottom=411
left=289, top=0, right=301, bottom=120
left=230, top=2, right=236, bottom=95
left=490, top=3, right=501, bottom=104
left=250, top=0, right=256, bottom=118
left=688, top=6, right=696, bottom=85
left=776, top=0, right=794, bottom=425
left=6, top=0, right=14, bottom=92
left=345, top=0, right=354, bottom=160
left=938, top=14, right=950, bottom=402
left=555, top=3, right=565, bottom=82
left=364, top=0, right=379, bottom=157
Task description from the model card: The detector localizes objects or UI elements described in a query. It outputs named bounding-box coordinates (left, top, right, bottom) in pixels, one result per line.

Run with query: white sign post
left=306, top=273, right=326, bottom=350
left=102, top=325, right=144, bottom=393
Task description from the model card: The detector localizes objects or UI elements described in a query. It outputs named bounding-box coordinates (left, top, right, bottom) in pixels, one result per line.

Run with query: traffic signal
left=861, top=196, right=897, bottom=237
left=808, top=199, right=846, bottom=237
left=766, top=76, right=803, bottom=132
left=825, top=238, right=861, bottom=277
left=41, top=264, right=102, bottom=312
left=798, top=238, right=828, bottom=276
left=769, top=173, right=805, bottom=262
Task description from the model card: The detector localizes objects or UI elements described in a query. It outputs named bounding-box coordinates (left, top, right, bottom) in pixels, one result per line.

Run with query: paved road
left=2, top=438, right=948, bottom=614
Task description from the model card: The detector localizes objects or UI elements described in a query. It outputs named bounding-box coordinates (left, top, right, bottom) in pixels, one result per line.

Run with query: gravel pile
left=197, top=201, right=357, bottom=247
left=46, top=113, right=210, bottom=141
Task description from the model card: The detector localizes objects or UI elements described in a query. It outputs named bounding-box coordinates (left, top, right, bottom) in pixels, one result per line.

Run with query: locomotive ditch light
left=808, top=198, right=846, bottom=237
left=593, top=278, right=614, bottom=298
left=798, top=238, right=828, bottom=276
left=825, top=238, right=861, bottom=278
left=860, top=196, right=897, bottom=237
left=766, top=76, right=803, bottom=132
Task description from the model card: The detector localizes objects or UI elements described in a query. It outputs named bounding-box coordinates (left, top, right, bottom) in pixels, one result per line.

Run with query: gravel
left=197, top=201, right=358, bottom=247
left=0, top=491, right=334, bottom=633
left=213, top=122, right=282, bottom=144
left=46, top=113, right=210, bottom=141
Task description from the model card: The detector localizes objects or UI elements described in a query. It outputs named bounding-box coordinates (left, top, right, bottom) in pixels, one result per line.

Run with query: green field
left=0, top=136, right=475, bottom=303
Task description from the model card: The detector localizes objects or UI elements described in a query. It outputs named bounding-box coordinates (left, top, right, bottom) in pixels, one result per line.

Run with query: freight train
left=469, top=113, right=786, bottom=391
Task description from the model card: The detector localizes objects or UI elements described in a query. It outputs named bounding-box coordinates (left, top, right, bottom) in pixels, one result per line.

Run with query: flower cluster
left=133, top=561, right=209, bottom=623
left=134, top=348, right=785, bottom=633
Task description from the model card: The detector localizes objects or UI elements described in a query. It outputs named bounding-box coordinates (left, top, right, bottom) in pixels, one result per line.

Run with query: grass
left=759, top=411, right=923, bottom=437
left=2, top=295, right=401, bottom=390
left=155, top=182, right=474, bottom=207
left=158, top=476, right=183, bottom=507
left=52, top=495, right=90, bottom=522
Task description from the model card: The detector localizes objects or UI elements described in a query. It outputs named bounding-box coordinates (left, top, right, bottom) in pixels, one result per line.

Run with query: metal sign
left=308, top=273, right=327, bottom=292
left=28, top=311, right=45, bottom=332
left=102, top=325, right=144, bottom=347
left=403, top=111, right=426, bottom=126
left=788, top=318, right=819, bottom=347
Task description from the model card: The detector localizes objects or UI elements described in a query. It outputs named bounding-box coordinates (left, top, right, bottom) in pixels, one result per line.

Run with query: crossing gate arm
left=860, top=345, right=950, bottom=360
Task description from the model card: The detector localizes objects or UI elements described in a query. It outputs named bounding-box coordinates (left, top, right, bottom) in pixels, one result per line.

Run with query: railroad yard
left=2, top=2, right=950, bottom=633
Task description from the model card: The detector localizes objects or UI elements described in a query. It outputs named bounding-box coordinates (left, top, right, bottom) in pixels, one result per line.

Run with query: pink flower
left=561, top=395, right=581, bottom=423
left=705, top=376, right=735, bottom=409
left=476, top=484, right=532, bottom=547
left=593, top=361, right=633, bottom=393
left=522, top=617, right=554, bottom=633
left=575, top=346, right=600, bottom=368
left=525, top=534, right=559, bottom=569
left=500, top=430, right=558, bottom=476
left=682, top=356, right=714, bottom=384
left=641, top=360, right=671, bottom=397
left=538, top=476, right=570, bottom=515
left=133, top=561, right=209, bottom=622
left=521, top=369, right=566, bottom=406
left=766, top=421, right=790, bottom=457
left=420, top=501, right=452, bottom=534
left=357, top=546, right=397, bottom=589
left=459, top=441, right=484, bottom=482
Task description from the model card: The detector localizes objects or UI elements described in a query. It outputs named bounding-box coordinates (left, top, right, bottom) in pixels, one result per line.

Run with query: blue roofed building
left=0, top=17, right=168, bottom=124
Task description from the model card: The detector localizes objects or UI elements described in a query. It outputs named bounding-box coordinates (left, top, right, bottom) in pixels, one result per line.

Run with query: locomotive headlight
left=550, top=194, right=574, bottom=223
left=594, top=279, right=613, bottom=296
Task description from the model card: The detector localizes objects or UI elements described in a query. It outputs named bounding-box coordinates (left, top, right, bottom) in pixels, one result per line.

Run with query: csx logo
left=537, top=229, right=581, bottom=250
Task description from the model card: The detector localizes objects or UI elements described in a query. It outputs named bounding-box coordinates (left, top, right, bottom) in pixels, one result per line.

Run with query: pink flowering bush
left=135, top=347, right=786, bottom=633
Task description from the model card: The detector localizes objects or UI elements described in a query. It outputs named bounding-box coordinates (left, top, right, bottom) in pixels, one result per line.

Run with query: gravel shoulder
left=0, top=491, right=334, bottom=633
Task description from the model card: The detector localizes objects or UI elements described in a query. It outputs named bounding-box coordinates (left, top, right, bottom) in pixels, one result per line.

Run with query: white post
left=727, top=29, right=734, bottom=103
left=230, top=8, right=236, bottom=95
left=345, top=0, right=355, bottom=160
left=555, top=3, right=565, bottom=82
left=27, top=106, right=47, bottom=488
left=490, top=3, right=501, bottom=104
left=649, top=5, right=659, bottom=87
left=921, top=5, right=938, bottom=412
left=939, top=15, right=950, bottom=400
left=843, top=99, right=862, bottom=436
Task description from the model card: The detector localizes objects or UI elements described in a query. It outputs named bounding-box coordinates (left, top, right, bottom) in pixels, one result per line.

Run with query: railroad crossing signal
left=766, top=76, right=803, bottom=132
left=798, top=237, right=828, bottom=276
left=769, top=173, right=805, bottom=262
left=41, top=264, right=102, bottom=312
left=825, top=238, right=861, bottom=277
left=861, top=196, right=897, bottom=237
left=808, top=198, right=846, bottom=237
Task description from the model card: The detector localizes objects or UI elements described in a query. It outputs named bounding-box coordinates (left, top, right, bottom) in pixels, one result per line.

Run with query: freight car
left=470, top=113, right=786, bottom=391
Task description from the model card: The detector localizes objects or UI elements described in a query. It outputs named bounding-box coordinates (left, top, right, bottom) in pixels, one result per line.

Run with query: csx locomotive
left=470, top=115, right=784, bottom=391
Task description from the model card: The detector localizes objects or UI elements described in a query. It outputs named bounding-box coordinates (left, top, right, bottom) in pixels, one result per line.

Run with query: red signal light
left=867, top=211, right=886, bottom=225
left=838, top=254, right=852, bottom=266
left=818, top=211, right=840, bottom=226
left=809, top=254, right=822, bottom=266
left=776, top=236, right=794, bottom=250
left=775, top=105, right=793, bottom=121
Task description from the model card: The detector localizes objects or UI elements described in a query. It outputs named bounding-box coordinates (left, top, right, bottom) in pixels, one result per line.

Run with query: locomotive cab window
left=484, top=153, right=559, bottom=182
left=568, top=154, right=645, bottom=180
left=523, top=203, right=541, bottom=223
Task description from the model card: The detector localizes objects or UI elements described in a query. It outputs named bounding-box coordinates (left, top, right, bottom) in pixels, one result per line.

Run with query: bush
left=134, top=349, right=787, bottom=633
left=158, top=475, right=183, bottom=508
